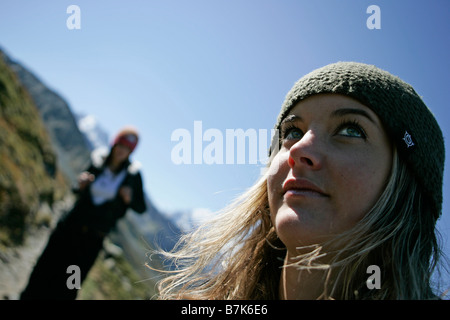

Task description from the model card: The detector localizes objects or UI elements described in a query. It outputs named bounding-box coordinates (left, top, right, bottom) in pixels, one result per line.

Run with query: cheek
left=266, top=152, right=289, bottom=219
left=115, top=147, right=131, bottom=159
left=333, top=156, right=390, bottom=221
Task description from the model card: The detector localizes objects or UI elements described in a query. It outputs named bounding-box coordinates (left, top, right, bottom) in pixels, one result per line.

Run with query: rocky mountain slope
left=3, top=50, right=91, bottom=184
left=0, top=49, right=68, bottom=247
left=0, top=48, right=182, bottom=299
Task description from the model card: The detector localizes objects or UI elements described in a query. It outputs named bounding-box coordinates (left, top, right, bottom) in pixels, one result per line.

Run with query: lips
left=282, top=178, right=329, bottom=198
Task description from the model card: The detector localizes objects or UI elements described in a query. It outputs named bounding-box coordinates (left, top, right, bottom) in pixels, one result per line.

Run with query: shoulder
left=127, top=160, right=142, bottom=176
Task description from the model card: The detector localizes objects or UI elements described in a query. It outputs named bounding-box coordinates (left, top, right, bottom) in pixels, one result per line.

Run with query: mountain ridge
left=2, top=48, right=92, bottom=183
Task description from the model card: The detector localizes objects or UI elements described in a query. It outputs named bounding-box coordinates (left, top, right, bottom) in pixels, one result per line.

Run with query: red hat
left=113, top=126, right=139, bottom=152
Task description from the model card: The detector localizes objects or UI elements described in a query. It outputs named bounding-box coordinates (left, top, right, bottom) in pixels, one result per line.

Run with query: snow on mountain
left=164, top=207, right=215, bottom=232
left=76, top=114, right=110, bottom=150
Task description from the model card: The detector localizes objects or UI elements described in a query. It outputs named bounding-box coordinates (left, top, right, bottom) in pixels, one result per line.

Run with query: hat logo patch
left=403, top=131, right=414, bottom=148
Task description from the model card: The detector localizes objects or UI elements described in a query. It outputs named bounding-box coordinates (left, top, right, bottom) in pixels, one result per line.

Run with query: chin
left=273, top=211, right=331, bottom=251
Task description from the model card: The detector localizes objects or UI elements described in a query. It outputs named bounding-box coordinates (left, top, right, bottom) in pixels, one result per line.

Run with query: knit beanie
left=274, top=62, right=445, bottom=219
left=112, top=126, right=139, bottom=152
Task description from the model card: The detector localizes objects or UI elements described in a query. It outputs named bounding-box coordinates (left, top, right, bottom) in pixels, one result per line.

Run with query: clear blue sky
left=1, top=0, right=449, bottom=289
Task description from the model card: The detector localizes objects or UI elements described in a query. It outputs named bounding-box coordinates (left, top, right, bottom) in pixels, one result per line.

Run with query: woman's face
left=267, top=94, right=392, bottom=252
left=112, top=143, right=132, bottom=164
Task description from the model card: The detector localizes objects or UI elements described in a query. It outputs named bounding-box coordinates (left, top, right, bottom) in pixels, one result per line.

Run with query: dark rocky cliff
left=0, top=49, right=68, bottom=246
left=2, top=50, right=91, bottom=184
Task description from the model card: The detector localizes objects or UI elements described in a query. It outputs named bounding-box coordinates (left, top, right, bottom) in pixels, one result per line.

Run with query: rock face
left=0, top=49, right=68, bottom=246
left=2, top=50, right=91, bottom=184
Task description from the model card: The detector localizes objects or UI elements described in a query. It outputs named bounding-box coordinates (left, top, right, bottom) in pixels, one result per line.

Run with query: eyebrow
left=331, top=108, right=376, bottom=124
left=280, top=107, right=378, bottom=128
left=280, top=114, right=302, bottom=127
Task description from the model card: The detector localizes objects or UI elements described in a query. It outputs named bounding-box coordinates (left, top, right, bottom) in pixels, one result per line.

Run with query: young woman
left=21, top=127, right=146, bottom=299
left=156, top=62, right=446, bottom=299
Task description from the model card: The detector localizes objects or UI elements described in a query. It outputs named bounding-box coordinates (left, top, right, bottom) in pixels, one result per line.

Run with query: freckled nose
left=288, top=131, right=322, bottom=170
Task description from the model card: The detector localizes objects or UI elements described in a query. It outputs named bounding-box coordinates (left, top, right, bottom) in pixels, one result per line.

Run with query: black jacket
left=64, top=154, right=147, bottom=234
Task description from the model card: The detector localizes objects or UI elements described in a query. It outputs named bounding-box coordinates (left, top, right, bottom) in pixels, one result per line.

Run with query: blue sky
left=1, top=0, right=449, bottom=290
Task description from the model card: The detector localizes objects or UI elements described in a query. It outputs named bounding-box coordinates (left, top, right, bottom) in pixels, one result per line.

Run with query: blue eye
left=282, top=126, right=303, bottom=141
left=337, top=121, right=366, bottom=139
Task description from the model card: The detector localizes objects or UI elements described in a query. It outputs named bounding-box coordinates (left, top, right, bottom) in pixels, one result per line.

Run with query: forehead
left=283, top=93, right=381, bottom=124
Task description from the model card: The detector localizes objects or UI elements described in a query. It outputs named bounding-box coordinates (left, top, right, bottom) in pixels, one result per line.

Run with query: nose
left=288, top=130, right=323, bottom=170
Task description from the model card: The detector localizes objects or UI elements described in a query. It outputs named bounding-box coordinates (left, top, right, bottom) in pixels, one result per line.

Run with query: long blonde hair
left=154, top=148, right=445, bottom=299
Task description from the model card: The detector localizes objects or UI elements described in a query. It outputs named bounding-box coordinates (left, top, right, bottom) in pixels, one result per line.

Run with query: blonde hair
left=154, top=148, right=445, bottom=299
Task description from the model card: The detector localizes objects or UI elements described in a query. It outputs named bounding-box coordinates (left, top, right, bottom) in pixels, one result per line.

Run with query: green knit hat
left=275, top=62, right=445, bottom=219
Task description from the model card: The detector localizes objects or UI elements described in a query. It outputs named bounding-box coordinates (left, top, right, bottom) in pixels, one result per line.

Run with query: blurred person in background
left=21, top=126, right=146, bottom=300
